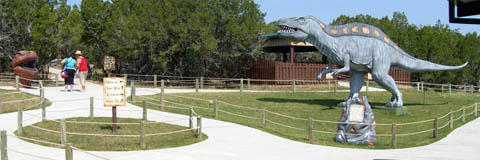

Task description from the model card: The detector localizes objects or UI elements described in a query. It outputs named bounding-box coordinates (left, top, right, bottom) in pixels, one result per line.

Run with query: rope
left=265, top=119, right=306, bottom=131
left=396, top=118, right=434, bottom=126
left=2, top=97, right=40, bottom=104
left=265, top=110, right=309, bottom=121
left=145, top=128, right=197, bottom=136
left=163, top=100, right=210, bottom=110
left=0, top=91, right=23, bottom=96
left=165, top=94, right=211, bottom=102
left=8, top=134, right=65, bottom=147
left=438, top=112, right=452, bottom=120
left=438, top=121, right=450, bottom=130
left=217, top=109, right=260, bottom=120
left=22, top=102, right=42, bottom=110
left=217, top=101, right=262, bottom=111
left=71, top=146, right=111, bottom=160
left=397, top=128, right=434, bottom=136
left=47, top=108, right=89, bottom=112
left=7, top=148, right=57, bottom=160
left=50, top=98, right=91, bottom=102
left=311, top=129, right=337, bottom=134
left=453, top=114, right=463, bottom=121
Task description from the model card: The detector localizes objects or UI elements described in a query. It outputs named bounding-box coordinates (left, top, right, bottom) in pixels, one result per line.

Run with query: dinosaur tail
left=393, top=56, right=468, bottom=72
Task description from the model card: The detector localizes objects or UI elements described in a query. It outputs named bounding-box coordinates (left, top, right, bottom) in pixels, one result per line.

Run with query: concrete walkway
left=0, top=77, right=478, bottom=160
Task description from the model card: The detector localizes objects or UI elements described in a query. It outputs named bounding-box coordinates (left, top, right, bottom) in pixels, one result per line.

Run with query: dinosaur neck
left=306, top=27, right=338, bottom=58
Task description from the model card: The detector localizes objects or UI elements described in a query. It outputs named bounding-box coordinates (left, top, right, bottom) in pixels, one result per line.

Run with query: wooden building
left=252, top=33, right=410, bottom=83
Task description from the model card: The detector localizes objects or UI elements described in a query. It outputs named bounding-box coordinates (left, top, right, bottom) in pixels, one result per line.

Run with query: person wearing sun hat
left=75, top=50, right=89, bottom=92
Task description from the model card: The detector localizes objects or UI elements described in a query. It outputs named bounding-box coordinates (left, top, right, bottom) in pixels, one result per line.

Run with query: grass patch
left=131, top=89, right=479, bottom=149
left=15, top=117, right=207, bottom=151
left=0, top=89, right=52, bottom=114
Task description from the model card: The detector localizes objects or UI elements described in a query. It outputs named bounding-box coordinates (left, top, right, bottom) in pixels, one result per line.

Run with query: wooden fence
left=252, top=60, right=410, bottom=84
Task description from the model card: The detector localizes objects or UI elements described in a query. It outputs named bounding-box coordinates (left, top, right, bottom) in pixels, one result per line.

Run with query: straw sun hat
left=74, top=50, right=82, bottom=55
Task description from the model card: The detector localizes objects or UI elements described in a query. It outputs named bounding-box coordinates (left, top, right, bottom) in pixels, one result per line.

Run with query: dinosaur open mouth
left=278, top=25, right=298, bottom=33
left=21, top=59, right=37, bottom=71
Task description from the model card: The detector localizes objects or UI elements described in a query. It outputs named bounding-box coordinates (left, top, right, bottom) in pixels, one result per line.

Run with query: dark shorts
left=64, top=69, right=75, bottom=85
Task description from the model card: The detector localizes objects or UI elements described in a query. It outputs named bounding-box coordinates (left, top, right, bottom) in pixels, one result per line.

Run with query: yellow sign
left=104, top=56, right=116, bottom=71
left=103, top=77, right=126, bottom=107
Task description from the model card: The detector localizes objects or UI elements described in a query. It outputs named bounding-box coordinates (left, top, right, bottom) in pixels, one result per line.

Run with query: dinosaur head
left=12, top=51, right=38, bottom=88
left=277, top=16, right=316, bottom=41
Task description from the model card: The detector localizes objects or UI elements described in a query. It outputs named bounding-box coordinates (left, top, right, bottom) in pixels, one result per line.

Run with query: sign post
left=103, top=77, right=126, bottom=134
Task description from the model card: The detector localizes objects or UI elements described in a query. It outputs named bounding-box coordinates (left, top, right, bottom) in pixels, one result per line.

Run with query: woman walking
left=61, top=52, right=76, bottom=92
left=75, top=50, right=88, bottom=92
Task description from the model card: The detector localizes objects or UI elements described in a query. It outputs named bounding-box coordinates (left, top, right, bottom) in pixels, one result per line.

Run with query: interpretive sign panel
left=348, top=104, right=365, bottom=122
left=104, top=56, right=116, bottom=71
left=103, top=77, right=126, bottom=106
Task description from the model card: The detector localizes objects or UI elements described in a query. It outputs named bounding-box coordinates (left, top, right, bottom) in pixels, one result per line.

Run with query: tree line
left=1, top=1, right=479, bottom=84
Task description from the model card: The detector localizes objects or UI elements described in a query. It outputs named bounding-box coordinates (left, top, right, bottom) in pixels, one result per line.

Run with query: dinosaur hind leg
left=371, top=70, right=403, bottom=107
left=337, top=70, right=366, bottom=107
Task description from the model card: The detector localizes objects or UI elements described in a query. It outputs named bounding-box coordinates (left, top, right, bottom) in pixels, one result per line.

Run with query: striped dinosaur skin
left=316, top=21, right=408, bottom=56
left=276, top=16, right=467, bottom=107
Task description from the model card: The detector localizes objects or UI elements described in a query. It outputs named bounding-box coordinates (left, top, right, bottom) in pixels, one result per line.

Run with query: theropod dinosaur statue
left=277, top=16, right=467, bottom=107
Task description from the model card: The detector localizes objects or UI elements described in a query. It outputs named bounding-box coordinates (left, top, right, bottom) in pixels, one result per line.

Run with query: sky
left=66, top=0, right=479, bottom=35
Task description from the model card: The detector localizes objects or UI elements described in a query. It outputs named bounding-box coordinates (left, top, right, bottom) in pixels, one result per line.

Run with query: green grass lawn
left=15, top=117, right=207, bottom=151
left=130, top=88, right=479, bottom=149
left=0, top=89, right=52, bottom=114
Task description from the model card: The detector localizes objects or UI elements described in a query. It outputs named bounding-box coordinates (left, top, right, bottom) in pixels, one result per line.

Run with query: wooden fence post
left=366, top=80, right=369, bottom=93
left=292, top=79, right=296, bottom=93
left=140, top=121, right=146, bottom=150
left=189, top=107, right=193, bottom=129
left=448, top=83, right=452, bottom=94
left=475, top=103, right=478, bottom=117
left=462, top=106, right=466, bottom=122
left=441, top=84, right=444, bottom=93
left=89, top=97, right=94, bottom=119
left=195, top=79, right=199, bottom=93
left=143, top=100, right=147, bottom=121
left=240, top=79, right=244, bottom=92
left=213, top=99, right=218, bottom=119
left=464, top=84, right=467, bottom=93
left=421, top=81, right=424, bottom=91
left=247, top=78, right=251, bottom=90
left=160, top=88, right=164, bottom=111
left=262, top=108, right=266, bottom=129
left=17, top=110, right=23, bottom=135
left=124, top=74, right=128, bottom=81
left=1, top=130, right=6, bottom=160
left=416, top=82, right=420, bottom=91
left=15, top=76, right=19, bottom=90
left=161, top=79, right=165, bottom=89
left=65, top=143, right=73, bottom=160
left=131, top=81, right=136, bottom=102
left=470, top=85, right=474, bottom=94
left=433, top=117, right=438, bottom=138
left=328, top=79, right=331, bottom=91
left=60, top=118, right=67, bottom=144
left=55, top=73, right=59, bottom=87
left=40, top=88, right=44, bottom=103
left=391, top=123, right=396, bottom=148
left=334, top=80, right=337, bottom=93
left=449, top=111, right=454, bottom=129
left=154, top=75, right=157, bottom=88
left=41, top=100, right=46, bottom=122
left=0, top=95, right=2, bottom=113
left=308, top=118, right=313, bottom=142
left=196, top=116, right=202, bottom=138
left=200, top=77, right=204, bottom=89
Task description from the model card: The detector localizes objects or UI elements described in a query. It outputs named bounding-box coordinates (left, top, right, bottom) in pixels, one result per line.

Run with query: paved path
left=0, top=78, right=478, bottom=160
